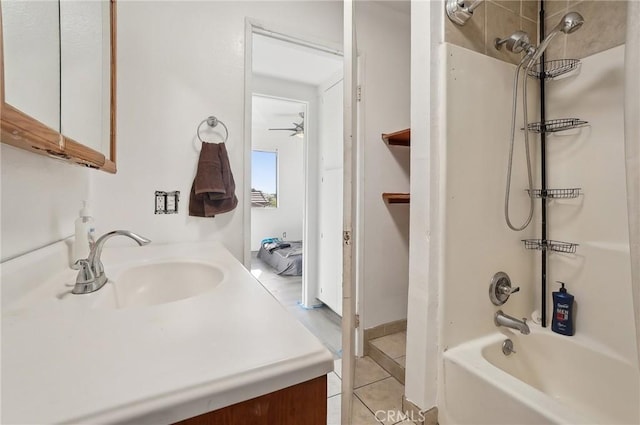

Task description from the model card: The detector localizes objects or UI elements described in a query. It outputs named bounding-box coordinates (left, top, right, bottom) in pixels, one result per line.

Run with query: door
left=317, top=78, right=344, bottom=316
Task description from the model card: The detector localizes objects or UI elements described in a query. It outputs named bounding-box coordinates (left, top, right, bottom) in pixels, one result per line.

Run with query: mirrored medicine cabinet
left=0, top=0, right=116, bottom=172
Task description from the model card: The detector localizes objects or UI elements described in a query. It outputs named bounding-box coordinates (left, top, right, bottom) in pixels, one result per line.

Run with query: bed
left=257, top=240, right=303, bottom=276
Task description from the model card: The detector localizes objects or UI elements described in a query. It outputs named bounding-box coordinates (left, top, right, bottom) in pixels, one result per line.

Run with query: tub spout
left=495, top=310, right=530, bottom=335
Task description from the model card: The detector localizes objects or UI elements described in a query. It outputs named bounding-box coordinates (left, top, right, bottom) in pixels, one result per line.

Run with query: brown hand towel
left=189, top=142, right=238, bottom=217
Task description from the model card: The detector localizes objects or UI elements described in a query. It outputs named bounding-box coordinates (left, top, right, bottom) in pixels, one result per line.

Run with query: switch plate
left=155, top=191, right=180, bottom=214
left=166, top=191, right=179, bottom=213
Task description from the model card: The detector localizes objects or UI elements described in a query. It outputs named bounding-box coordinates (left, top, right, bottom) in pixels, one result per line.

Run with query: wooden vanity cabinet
left=175, top=375, right=327, bottom=425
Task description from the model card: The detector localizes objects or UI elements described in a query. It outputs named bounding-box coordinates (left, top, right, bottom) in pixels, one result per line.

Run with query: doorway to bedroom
left=247, top=28, right=344, bottom=358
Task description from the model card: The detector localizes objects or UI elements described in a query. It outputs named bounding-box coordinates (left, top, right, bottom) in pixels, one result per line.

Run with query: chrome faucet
left=71, top=230, right=151, bottom=294
left=495, top=310, right=530, bottom=335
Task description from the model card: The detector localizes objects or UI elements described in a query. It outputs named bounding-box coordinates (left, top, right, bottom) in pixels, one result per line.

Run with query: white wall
left=90, top=1, right=343, bottom=261
left=0, top=2, right=91, bottom=262
left=1, top=145, right=90, bottom=261
left=356, top=1, right=411, bottom=330
left=546, top=45, right=637, bottom=364
left=441, top=44, right=538, bottom=349
left=405, top=0, right=441, bottom=410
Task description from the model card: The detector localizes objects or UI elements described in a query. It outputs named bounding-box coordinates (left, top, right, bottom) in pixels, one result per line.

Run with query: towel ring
left=197, top=116, right=228, bottom=143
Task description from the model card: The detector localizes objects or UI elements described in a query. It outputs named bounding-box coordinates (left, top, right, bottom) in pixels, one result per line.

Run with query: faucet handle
left=71, top=258, right=85, bottom=270
left=72, top=259, right=95, bottom=284
left=489, top=272, right=520, bottom=306
left=499, top=285, right=520, bottom=296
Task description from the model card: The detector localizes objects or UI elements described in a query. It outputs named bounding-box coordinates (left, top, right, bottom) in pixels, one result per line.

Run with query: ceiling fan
left=269, top=112, right=304, bottom=137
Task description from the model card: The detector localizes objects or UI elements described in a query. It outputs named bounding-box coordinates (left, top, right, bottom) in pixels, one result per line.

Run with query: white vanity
left=2, top=240, right=333, bottom=424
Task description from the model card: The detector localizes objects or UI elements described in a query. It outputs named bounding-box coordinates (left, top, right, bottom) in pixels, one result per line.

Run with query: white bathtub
left=440, top=326, right=640, bottom=425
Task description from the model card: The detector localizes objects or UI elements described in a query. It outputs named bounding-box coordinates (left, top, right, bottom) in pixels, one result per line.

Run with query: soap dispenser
left=552, top=281, right=575, bottom=336
left=73, top=201, right=96, bottom=263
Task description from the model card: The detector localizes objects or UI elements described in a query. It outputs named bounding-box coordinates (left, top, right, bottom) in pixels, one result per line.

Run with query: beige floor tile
left=354, top=377, right=405, bottom=425
left=370, top=332, right=406, bottom=359
left=395, top=356, right=406, bottom=368
left=328, top=371, right=342, bottom=398
left=355, top=356, right=390, bottom=388
left=351, top=395, right=380, bottom=425
left=327, top=394, right=341, bottom=425
left=334, top=358, right=342, bottom=379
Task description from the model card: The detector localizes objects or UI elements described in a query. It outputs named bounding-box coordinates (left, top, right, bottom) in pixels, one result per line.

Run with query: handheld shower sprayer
left=527, top=12, right=584, bottom=66
left=499, top=11, right=584, bottom=231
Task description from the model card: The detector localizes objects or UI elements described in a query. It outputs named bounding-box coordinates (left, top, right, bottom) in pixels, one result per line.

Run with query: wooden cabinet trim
left=175, top=375, right=328, bottom=425
left=0, top=1, right=117, bottom=173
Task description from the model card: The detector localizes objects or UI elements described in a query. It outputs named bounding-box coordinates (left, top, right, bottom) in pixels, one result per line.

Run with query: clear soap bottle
left=73, top=201, right=96, bottom=263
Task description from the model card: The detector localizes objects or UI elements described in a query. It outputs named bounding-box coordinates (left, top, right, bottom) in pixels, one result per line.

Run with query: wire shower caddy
left=528, top=59, right=581, bottom=80
left=527, top=188, right=582, bottom=199
left=522, top=239, right=579, bottom=254
left=526, top=118, right=589, bottom=133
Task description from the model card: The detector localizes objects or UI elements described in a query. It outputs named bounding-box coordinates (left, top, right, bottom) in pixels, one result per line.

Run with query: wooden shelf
left=382, top=129, right=410, bottom=146
left=382, top=128, right=410, bottom=205
left=382, top=193, right=410, bottom=204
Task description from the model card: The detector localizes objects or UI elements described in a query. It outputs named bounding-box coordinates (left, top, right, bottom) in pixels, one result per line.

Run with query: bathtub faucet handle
left=500, top=285, right=519, bottom=296
left=490, top=272, right=521, bottom=306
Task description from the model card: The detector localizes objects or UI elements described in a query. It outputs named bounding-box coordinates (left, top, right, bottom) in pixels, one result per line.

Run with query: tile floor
left=328, top=356, right=413, bottom=425
left=251, top=253, right=413, bottom=424
left=369, top=332, right=407, bottom=384
left=370, top=332, right=407, bottom=360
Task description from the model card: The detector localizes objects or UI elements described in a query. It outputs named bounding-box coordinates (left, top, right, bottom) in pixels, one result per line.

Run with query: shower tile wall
left=445, top=1, right=628, bottom=65
left=444, top=0, right=539, bottom=64
left=544, top=1, right=627, bottom=60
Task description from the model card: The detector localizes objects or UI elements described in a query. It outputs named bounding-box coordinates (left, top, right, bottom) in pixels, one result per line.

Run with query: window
left=251, top=150, right=278, bottom=208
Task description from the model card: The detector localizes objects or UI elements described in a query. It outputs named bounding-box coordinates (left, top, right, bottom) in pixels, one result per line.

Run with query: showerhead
left=527, top=11, right=585, bottom=66
left=557, top=12, right=584, bottom=34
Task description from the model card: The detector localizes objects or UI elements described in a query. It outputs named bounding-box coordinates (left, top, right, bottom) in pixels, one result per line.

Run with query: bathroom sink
left=112, top=261, right=225, bottom=308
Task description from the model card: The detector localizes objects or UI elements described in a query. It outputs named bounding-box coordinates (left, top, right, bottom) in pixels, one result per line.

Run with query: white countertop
left=1, top=240, right=334, bottom=424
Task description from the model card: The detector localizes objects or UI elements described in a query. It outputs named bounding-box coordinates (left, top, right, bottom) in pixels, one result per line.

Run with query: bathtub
left=440, top=326, right=640, bottom=425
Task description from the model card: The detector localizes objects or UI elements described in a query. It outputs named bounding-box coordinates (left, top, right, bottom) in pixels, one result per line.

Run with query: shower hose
left=504, top=55, right=535, bottom=231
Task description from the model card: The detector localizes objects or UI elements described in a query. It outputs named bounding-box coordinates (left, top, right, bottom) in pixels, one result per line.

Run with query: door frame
left=243, top=19, right=343, bottom=309
left=341, top=0, right=357, bottom=421
left=243, top=15, right=356, bottom=422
